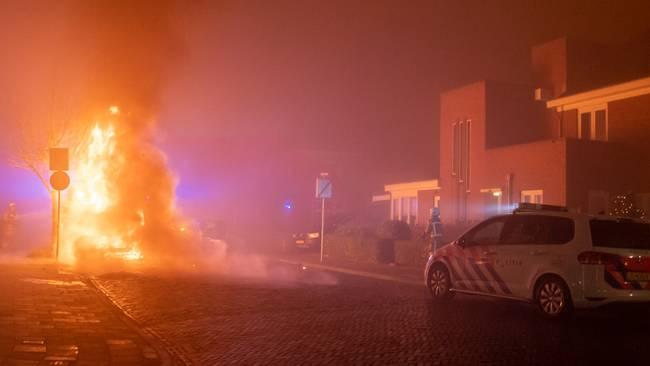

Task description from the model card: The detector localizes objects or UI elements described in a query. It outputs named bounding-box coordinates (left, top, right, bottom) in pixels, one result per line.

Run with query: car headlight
left=307, top=232, right=320, bottom=239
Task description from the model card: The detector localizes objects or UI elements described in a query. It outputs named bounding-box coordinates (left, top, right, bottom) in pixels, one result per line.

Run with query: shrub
left=377, top=220, right=411, bottom=240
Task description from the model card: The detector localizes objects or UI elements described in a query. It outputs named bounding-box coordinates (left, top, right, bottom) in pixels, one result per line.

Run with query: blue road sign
left=316, top=178, right=332, bottom=199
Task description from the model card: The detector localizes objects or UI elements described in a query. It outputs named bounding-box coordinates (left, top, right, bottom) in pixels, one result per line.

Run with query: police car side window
left=536, top=216, right=574, bottom=244
left=501, top=216, right=534, bottom=245
left=464, top=218, right=506, bottom=246
left=501, top=215, right=574, bottom=245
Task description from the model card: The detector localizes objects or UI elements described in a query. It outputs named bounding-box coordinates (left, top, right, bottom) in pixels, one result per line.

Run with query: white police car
left=424, top=203, right=650, bottom=318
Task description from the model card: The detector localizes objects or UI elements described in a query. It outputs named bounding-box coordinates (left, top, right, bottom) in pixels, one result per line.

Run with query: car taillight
left=578, top=251, right=619, bottom=265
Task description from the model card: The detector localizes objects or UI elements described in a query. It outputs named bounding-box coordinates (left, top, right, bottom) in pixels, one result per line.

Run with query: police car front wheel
left=428, top=265, right=454, bottom=300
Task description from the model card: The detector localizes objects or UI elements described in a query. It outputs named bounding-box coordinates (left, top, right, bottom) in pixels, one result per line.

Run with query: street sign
left=316, top=178, right=332, bottom=199
left=315, top=174, right=332, bottom=263
left=50, top=171, right=70, bottom=191
left=49, top=148, right=69, bottom=171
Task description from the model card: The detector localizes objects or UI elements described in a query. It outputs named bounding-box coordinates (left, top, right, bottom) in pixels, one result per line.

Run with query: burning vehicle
left=60, top=107, right=191, bottom=267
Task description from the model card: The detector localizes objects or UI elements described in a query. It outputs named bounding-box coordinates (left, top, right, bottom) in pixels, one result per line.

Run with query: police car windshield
left=590, top=219, right=650, bottom=250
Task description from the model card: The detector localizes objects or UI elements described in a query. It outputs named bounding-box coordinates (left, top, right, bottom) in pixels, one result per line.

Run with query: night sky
left=1, top=0, right=649, bottom=220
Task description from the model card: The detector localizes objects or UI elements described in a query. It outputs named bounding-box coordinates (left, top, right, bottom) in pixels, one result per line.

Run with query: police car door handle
left=529, top=250, right=547, bottom=256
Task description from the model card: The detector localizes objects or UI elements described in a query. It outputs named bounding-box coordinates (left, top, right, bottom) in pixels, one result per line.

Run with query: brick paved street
left=94, top=260, right=650, bottom=366
left=0, top=261, right=166, bottom=366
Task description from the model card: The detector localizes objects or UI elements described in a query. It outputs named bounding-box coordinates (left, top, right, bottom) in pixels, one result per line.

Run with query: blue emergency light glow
left=284, top=201, right=293, bottom=210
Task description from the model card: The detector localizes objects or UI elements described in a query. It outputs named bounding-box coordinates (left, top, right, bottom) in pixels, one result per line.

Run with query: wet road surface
left=94, top=261, right=650, bottom=365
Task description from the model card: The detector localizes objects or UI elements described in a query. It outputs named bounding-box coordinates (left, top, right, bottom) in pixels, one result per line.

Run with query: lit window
left=392, top=199, right=400, bottom=220
left=594, top=109, right=607, bottom=141
left=409, top=197, right=417, bottom=224
left=521, top=190, right=543, bottom=204
left=401, top=198, right=409, bottom=222
left=579, top=106, right=607, bottom=141
left=580, top=113, right=591, bottom=140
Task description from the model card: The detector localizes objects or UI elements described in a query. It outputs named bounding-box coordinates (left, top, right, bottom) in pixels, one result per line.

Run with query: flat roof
left=384, top=179, right=439, bottom=193
left=547, top=76, right=650, bottom=111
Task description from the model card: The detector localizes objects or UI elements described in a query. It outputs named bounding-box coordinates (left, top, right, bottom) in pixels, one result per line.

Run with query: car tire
left=428, top=264, right=454, bottom=301
left=535, top=275, right=573, bottom=319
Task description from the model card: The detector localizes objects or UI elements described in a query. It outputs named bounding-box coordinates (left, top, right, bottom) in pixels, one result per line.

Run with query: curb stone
left=84, top=276, right=193, bottom=366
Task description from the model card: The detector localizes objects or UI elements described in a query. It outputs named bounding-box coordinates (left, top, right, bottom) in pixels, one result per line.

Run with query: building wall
left=439, top=81, right=486, bottom=225
left=563, top=93, right=650, bottom=213
left=440, top=40, right=650, bottom=225
left=559, top=109, right=578, bottom=138
left=531, top=38, right=567, bottom=98
left=532, top=37, right=650, bottom=98
left=565, top=139, right=643, bottom=213
left=485, top=81, right=551, bottom=148
left=608, top=93, right=650, bottom=156
left=475, top=139, right=567, bottom=220
left=440, top=81, right=567, bottom=225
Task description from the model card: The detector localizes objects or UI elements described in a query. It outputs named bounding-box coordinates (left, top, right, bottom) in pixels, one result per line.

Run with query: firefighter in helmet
left=423, top=207, right=442, bottom=252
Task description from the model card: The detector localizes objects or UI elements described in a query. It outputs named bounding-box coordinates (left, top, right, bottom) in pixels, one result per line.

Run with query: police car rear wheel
left=535, top=276, right=572, bottom=319
left=428, top=265, right=453, bottom=300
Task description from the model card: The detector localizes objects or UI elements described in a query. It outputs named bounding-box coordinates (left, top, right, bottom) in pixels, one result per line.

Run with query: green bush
left=377, top=220, right=411, bottom=240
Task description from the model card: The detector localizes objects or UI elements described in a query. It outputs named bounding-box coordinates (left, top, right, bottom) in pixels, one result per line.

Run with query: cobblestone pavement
left=95, top=261, right=650, bottom=366
left=0, top=261, right=165, bottom=366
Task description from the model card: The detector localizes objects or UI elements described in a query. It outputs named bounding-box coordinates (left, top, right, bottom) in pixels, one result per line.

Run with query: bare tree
left=8, top=89, right=87, bottom=256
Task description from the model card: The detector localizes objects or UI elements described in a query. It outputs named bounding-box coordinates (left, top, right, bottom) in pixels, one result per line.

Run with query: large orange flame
left=60, top=120, right=144, bottom=264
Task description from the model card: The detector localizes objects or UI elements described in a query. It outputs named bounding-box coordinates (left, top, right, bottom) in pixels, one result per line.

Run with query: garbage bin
left=376, top=238, right=395, bottom=264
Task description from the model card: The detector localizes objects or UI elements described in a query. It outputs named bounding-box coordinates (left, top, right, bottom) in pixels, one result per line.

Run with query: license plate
left=626, top=272, right=650, bottom=282
left=296, top=240, right=305, bottom=244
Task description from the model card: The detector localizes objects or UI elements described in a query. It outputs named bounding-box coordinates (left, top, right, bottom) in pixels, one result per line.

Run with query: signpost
left=49, top=148, right=70, bottom=262
left=315, top=173, right=332, bottom=263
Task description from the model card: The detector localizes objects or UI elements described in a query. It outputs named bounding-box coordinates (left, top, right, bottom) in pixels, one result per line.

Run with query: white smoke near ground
left=127, top=251, right=340, bottom=287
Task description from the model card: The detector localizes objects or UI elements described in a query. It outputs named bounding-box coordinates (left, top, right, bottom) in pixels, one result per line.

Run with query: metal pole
left=56, top=190, right=61, bottom=262
left=320, top=198, right=325, bottom=263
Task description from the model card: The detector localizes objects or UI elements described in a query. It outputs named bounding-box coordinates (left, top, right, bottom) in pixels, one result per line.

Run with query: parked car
left=424, top=203, right=650, bottom=319
left=289, top=229, right=322, bottom=251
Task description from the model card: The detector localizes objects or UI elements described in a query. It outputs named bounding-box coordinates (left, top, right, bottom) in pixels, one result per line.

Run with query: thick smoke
left=0, top=1, right=191, bottom=265
left=60, top=1, right=189, bottom=265
left=65, top=0, right=181, bottom=121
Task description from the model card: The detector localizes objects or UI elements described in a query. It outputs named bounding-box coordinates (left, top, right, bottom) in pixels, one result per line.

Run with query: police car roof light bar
left=514, top=202, right=568, bottom=213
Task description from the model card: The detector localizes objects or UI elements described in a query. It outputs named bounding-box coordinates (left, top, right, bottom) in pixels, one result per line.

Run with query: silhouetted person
left=423, top=207, right=442, bottom=252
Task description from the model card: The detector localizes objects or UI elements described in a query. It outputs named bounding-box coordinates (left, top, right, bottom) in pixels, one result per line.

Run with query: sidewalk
left=0, top=259, right=169, bottom=366
left=274, top=252, right=424, bottom=286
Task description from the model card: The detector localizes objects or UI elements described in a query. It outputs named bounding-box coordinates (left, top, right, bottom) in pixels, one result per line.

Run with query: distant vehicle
left=424, top=203, right=650, bottom=319
left=174, top=219, right=228, bottom=256
left=289, top=229, right=322, bottom=251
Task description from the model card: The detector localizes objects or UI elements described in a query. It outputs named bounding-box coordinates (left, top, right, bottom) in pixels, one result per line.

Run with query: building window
left=452, top=119, right=471, bottom=188
left=521, top=190, right=543, bottom=204
left=391, top=197, right=419, bottom=224
left=452, top=121, right=459, bottom=176
left=409, top=197, right=417, bottom=224
left=392, top=199, right=400, bottom=220
left=579, top=106, right=607, bottom=141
